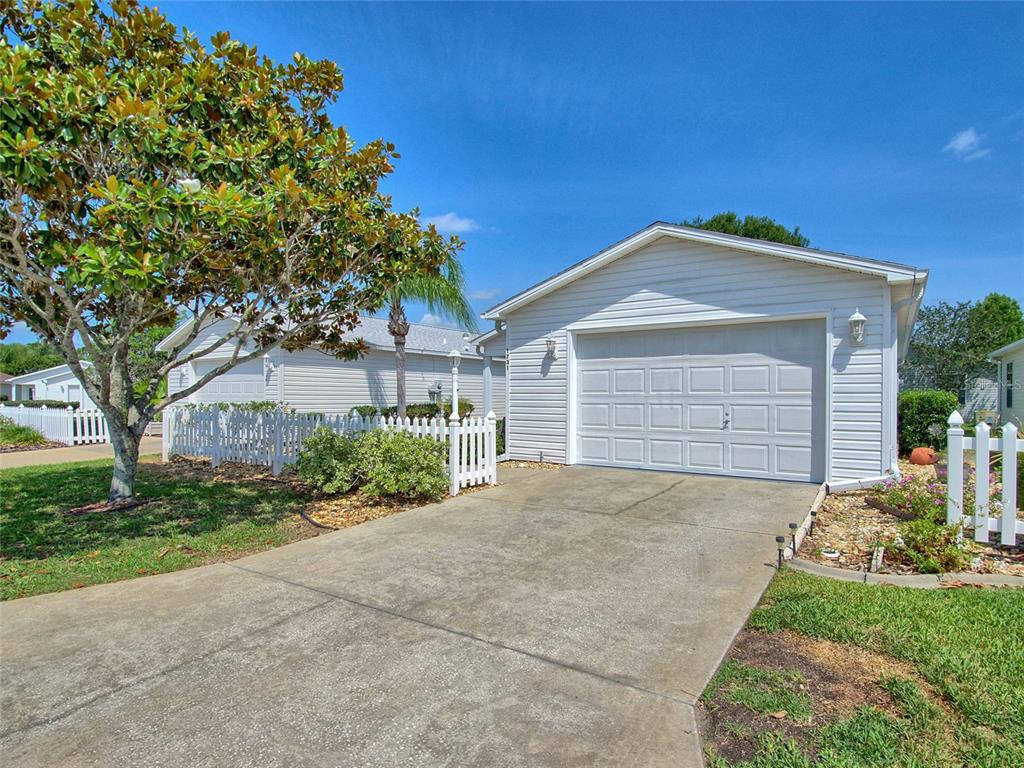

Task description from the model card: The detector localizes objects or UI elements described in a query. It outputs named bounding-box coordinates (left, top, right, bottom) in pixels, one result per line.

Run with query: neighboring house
left=157, top=315, right=507, bottom=416
left=4, top=363, right=98, bottom=409
left=963, top=376, right=999, bottom=423
left=989, top=338, right=1023, bottom=427
left=483, top=222, right=928, bottom=490
left=0, top=372, right=11, bottom=401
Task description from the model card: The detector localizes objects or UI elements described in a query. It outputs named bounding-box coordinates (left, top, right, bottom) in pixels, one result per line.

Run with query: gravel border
left=788, top=557, right=1024, bottom=588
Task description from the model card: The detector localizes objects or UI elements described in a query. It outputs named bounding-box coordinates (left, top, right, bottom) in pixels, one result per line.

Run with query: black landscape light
left=789, top=522, right=799, bottom=554
left=776, top=536, right=786, bottom=569
left=809, top=509, right=818, bottom=535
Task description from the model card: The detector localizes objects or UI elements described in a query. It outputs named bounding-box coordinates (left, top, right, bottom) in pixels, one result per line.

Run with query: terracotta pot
left=908, top=446, right=938, bottom=465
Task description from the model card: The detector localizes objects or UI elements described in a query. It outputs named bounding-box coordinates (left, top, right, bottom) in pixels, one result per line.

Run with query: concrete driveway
left=0, top=465, right=818, bottom=768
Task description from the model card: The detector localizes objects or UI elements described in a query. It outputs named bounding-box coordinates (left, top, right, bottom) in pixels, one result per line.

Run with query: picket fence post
left=162, top=408, right=172, bottom=462
left=211, top=404, right=221, bottom=469
left=974, top=422, right=990, bottom=543
left=448, top=413, right=460, bottom=497
left=272, top=408, right=284, bottom=476
left=946, top=411, right=964, bottom=527
left=1001, top=423, right=1019, bottom=546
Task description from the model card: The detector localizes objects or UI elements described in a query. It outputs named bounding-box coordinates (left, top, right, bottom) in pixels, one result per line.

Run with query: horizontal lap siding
left=283, top=349, right=505, bottom=416
left=505, top=237, right=888, bottom=480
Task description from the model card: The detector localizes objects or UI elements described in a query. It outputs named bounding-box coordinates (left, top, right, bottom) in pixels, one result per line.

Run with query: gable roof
left=6, top=362, right=90, bottom=384
left=989, top=337, right=1024, bottom=360
left=483, top=222, right=929, bottom=320
left=157, top=315, right=484, bottom=359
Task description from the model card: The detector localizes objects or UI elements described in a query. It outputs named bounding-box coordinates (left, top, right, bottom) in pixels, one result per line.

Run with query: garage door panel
left=730, top=443, right=770, bottom=473
left=731, top=405, right=769, bottom=433
left=688, top=366, right=725, bottom=393
left=777, top=365, right=813, bottom=393
left=613, top=404, right=644, bottom=428
left=613, top=438, right=645, bottom=464
left=580, top=437, right=610, bottom=462
left=575, top=319, right=825, bottom=482
left=689, top=441, right=725, bottom=469
left=649, top=403, right=683, bottom=429
left=649, top=439, right=684, bottom=467
left=731, top=365, right=771, bottom=393
left=580, top=370, right=611, bottom=394
left=650, top=367, right=684, bottom=393
left=613, top=369, right=644, bottom=394
left=689, top=404, right=725, bottom=430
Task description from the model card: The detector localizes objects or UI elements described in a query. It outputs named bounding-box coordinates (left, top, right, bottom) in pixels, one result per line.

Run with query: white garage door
left=194, top=359, right=266, bottom=403
left=575, top=320, right=826, bottom=482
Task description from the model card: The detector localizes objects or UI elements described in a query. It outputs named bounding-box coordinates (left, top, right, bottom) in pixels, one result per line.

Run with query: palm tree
left=387, top=254, right=477, bottom=419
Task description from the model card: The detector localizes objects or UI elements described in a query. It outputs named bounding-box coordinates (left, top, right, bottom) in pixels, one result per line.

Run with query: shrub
left=496, top=417, right=505, bottom=456
left=184, top=400, right=288, bottom=413
left=885, top=518, right=967, bottom=574
left=356, top=399, right=475, bottom=420
left=897, top=389, right=958, bottom=454
left=358, top=429, right=447, bottom=501
left=350, top=405, right=380, bottom=418
left=0, top=416, right=47, bottom=446
left=295, top=428, right=361, bottom=494
left=2, top=399, right=79, bottom=409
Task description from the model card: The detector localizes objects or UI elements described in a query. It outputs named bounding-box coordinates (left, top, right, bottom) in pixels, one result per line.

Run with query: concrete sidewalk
left=0, top=464, right=818, bottom=767
left=0, top=436, right=163, bottom=469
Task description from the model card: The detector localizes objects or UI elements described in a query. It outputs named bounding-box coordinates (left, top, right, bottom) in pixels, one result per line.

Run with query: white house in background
left=0, top=372, right=12, bottom=401
left=4, top=363, right=99, bottom=409
left=963, top=375, right=999, bottom=423
left=989, top=338, right=1023, bottom=427
left=482, top=222, right=928, bottom=491
left=157, top=315, right=507, bottom=416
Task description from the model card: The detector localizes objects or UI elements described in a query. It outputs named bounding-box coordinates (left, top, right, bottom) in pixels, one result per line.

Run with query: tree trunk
left=107, top=419, right=143, bottom=502
left=388, top=300, right=410, bottom=419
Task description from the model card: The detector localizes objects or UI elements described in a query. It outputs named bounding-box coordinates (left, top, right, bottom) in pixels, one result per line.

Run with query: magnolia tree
left=0, top=1, right=461, bottom=501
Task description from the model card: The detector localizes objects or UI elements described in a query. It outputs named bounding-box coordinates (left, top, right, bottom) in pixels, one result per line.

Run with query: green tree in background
left=681, top=212, right=810, bottom=247
left=0, top=341, right=64, bottom=376
left=900, top=293, right=1024, bottom=397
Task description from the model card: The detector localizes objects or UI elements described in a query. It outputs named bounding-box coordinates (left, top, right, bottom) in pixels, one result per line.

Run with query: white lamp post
left=448, top=348, right=462, bottom=421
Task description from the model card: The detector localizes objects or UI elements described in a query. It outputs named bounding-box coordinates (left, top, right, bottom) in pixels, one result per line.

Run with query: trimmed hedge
left=897, top=389, right=958, bottom=454
left=1, top=399, right=79, bottom=409
left=353, top=399, right=475, bottom=419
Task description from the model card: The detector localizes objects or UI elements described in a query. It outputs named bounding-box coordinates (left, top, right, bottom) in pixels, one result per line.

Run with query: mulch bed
left=803, top=460, right=1024, bottom=576
left=699, top=629, right=947, bottom=764
left=498, top=460, right=563, bottom=471
left=0, top=441, right=68, bottom=454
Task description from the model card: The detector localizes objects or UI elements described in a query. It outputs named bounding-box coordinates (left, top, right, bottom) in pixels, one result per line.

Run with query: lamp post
left=448, top=348, right=461, bottom=421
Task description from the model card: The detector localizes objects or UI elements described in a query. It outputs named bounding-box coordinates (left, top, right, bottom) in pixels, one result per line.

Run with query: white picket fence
left=163, top=406, right=497, bottom=494
left=946, top=411, right=1022, bottom=545
left=0, top=404, right=110, bottom=445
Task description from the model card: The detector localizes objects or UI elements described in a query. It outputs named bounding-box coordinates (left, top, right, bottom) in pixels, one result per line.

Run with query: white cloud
left=942, top=128, right=990, bottom=160
left=469, top=288, right=501, bottom=300
left=422, top=211, right=480, bottom=234
left=420, top=312, right=443, bottom=325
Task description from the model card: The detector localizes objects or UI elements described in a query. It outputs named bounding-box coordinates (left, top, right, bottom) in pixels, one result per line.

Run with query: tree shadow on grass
left=0, top=460, right=307, bottom=561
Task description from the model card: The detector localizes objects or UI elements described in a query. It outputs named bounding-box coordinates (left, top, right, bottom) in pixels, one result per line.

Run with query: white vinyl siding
left=999, top=348, right=1024, bottom=427
left=504, top=235, right=893, bottom=483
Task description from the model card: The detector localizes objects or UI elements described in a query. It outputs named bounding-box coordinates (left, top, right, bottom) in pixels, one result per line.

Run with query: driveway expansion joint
left=227, top=562, right=700, bottom=707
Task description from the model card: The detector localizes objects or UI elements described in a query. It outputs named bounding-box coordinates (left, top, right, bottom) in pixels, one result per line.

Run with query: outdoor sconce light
left=789, top=522, right=799, bottom=554
left=775, top=536, right=786, bottom=569
left=848, top=308, right=866, bottom=347
left=545, top=336, right=557, bottom=359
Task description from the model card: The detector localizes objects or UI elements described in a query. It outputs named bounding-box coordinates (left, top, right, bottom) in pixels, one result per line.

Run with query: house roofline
left=483, top=222, right=929, bottom=320
left=989, top=337, right=1024, bottom=360
left=6, top=362, right=90, bottom=383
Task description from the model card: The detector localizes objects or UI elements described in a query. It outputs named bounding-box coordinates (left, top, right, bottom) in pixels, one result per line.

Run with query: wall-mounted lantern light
left=545, top=336, right=557, bottom=359
left=848, top=308, right=866, bottom=347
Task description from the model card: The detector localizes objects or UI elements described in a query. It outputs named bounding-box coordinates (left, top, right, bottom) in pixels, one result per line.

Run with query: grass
left=0, top=456, right=315, bottom=600
left=707, top=569, right=1024, bottom=768
left=704, top=660, right=813, bottom=723
left=0, top=418, right=46, bottom=446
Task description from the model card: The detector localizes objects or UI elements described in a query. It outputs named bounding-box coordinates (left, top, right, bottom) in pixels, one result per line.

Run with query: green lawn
left=0, top=457, right=315, bottom=600
left=704, top=569, right=1024, bottom=768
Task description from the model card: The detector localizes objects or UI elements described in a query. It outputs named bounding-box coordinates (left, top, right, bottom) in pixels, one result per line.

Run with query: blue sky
left=10, top=1, right=1024, bottom=341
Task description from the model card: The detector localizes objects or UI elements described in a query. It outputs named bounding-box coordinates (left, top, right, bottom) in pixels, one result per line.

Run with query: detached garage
left=483, top=223, right=928, bottom=489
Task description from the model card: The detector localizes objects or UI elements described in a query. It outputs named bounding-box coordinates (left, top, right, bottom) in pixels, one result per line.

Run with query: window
left=1007, top=362, right=1014, bottom=409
